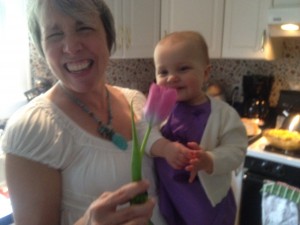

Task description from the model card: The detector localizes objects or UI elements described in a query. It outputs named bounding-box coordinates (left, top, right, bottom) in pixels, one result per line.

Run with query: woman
left=1, top=0, right=168, bottom=224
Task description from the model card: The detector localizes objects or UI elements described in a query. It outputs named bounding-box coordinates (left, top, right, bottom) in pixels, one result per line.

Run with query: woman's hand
left=77, top=180, right=155, bottom=225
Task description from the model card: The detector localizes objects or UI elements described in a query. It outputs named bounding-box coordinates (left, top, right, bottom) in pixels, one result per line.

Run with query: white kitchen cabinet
left=105, top=0, right=160, bottom=59
left=273, top=0, right=300, bottom=7
left=222, top=0, right=273, bottom=59
left=160, top=0, right=225, bottom=58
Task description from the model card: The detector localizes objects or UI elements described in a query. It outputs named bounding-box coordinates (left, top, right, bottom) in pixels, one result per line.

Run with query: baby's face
left=154, top=40, right=209, bottom=105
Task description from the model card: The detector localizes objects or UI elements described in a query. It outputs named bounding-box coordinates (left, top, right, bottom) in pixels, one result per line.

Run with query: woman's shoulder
left=6, top=94, right=66, bottom=127
left=112, top=85, right=146, bottom=100
left=5, top=95, right=52, bottom=126
left=111, top=85, right=147, bottom=115
left=1, top=95, right=67, bottom=160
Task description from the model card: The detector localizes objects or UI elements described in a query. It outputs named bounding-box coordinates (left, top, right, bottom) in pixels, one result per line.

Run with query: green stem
left=139, top=124, right=152, bottom=161
left=130, top=101, right=141, bottom=182
left=130, top=105, right=154, bottom=225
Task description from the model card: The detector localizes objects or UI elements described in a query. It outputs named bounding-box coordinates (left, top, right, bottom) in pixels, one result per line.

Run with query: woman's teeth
left=66, top=60, right=91, bottom=72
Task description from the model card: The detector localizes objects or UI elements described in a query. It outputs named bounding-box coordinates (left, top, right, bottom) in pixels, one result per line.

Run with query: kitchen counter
left=247, top=136, right=300, bottom=168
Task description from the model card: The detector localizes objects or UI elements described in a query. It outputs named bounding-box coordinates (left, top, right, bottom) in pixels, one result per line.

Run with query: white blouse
left=1, top=86, right=166, bottom=225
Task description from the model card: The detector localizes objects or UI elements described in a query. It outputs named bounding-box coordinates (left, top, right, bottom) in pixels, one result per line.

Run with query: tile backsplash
left=30, top=39, right=300, bottom=107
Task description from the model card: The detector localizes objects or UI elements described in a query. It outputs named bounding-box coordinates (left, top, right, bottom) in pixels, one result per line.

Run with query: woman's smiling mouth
left=65, top=59, right=93, bottom=73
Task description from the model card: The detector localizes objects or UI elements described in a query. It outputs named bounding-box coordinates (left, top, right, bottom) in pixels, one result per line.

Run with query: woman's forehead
left=39, top=2, right=99, bottom=31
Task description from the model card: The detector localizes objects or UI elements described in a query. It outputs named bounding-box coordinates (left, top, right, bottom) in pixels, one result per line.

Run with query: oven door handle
left=243, top=171, right=267, bottom=185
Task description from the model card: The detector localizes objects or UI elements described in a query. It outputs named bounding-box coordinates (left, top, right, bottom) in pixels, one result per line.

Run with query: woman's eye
left=78, top=26, right=93, bottom=32
left=46, top=32, right=63, bottom=40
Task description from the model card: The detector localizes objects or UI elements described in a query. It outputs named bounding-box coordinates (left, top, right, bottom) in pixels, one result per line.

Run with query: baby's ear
left=204, top=64, right=212, bottom=78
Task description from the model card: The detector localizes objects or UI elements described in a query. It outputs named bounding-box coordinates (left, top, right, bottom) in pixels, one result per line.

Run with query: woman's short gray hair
left=27, top=0, right=116, bottom=57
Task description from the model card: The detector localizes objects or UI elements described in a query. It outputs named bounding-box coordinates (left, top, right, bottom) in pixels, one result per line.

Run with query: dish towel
left=261, top=180, right=300, bottom=225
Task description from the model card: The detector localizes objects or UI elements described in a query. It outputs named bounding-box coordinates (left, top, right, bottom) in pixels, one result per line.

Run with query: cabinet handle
left=125, top=26, right=131, bottom=49
left=260, top=29, right=266, bottom=53
left=117, top=26, right=123, bottom=50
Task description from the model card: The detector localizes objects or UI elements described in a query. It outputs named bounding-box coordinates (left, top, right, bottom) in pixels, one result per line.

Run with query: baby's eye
left=158, top=70, right=168, bottom=77
left=179, top=66, right=189, bottom=72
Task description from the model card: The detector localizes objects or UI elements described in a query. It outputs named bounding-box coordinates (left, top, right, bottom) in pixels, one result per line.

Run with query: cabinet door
left=105, top=0, right=160, bottom=58
left=222, top=0, right=272, bottom=59
left=104, top=0, right=123, bottom=58
left=122, top=0, right=160, bottom=58
left=161, top=0, right=224, bottom=58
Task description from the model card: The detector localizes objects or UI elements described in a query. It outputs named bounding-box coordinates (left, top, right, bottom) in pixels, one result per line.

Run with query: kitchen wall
left=30, top=39, right=300, bottom=107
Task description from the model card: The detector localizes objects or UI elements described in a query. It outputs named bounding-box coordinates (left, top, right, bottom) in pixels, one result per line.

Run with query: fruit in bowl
left=263, top=129, right=300, bottom=151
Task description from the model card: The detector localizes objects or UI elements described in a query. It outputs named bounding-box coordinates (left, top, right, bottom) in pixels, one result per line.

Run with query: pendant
left=112, top=133, right=128, bottom=150
left=97, top=124, right=127, bottom=150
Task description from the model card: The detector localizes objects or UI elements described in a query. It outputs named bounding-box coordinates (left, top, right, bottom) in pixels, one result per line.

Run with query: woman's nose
left=62, top=35, right=82, bottom=55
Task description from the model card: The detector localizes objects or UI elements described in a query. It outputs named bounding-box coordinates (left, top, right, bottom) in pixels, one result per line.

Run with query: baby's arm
left=150, top=138, right=191, bottom=169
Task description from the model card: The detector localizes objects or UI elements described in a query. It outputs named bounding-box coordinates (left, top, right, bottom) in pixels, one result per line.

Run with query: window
left=0, top=0, right=31, bottom=118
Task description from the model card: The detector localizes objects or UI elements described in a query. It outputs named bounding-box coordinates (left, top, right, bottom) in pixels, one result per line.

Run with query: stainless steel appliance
left=242, top=75, right=274, bottom=126
left=276, top=90, right=300, bottom=130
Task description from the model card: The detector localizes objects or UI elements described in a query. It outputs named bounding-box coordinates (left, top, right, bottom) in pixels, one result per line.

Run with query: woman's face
left=154, top=40, right=210, bottom=105
left=39, top=2, right=110, bottom=93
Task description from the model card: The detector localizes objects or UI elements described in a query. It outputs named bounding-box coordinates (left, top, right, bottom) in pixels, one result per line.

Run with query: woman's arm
left=6, top=154, right=155, bottom=225
left=5, top=154, right=61, bottom=225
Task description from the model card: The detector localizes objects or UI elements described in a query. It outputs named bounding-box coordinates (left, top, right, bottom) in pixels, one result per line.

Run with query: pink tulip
left=130, top=83, right=177, bottom=209
left=143, top=83, right=177, bottom=126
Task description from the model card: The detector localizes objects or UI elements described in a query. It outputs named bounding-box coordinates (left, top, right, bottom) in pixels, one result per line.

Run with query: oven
left=239, top=137, right=300, bottom=225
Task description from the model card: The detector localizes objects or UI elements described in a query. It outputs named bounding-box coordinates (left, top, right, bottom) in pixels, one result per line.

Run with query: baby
left=150, top=31, right=248, bottom=225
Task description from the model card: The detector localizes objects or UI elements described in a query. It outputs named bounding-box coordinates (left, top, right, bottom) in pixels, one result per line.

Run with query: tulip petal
left=144, top=83, right=177, bottom=126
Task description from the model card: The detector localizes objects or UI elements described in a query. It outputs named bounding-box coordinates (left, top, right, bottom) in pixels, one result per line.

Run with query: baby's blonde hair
left=157, top=31, right=209, bottom=66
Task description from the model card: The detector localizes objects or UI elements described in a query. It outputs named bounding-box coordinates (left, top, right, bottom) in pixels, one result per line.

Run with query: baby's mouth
left=65, top=60, right=93, bottom=73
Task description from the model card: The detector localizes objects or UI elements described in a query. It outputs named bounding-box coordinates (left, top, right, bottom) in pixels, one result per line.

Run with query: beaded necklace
left=61, top=84, right=128, bottom=150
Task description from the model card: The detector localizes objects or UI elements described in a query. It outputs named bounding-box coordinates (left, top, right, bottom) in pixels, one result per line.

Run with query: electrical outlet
left=230, top=85, right=244, bottom=104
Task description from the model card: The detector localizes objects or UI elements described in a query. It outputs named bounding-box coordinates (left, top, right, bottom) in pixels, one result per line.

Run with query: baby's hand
left=185, top=142, right=213, bottom=183
left=165, top=142, right=190, bottom=169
